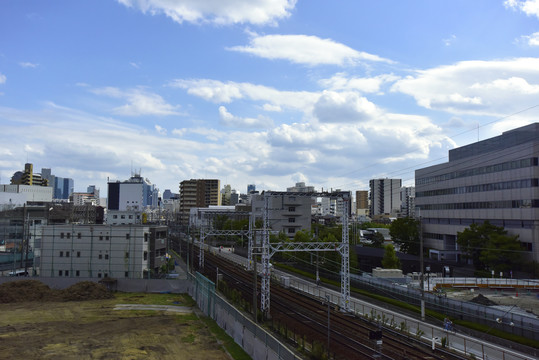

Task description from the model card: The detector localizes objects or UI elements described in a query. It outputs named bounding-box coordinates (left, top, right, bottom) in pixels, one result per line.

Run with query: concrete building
left=252, top=193, right=312, bottom=238
left=40, top=224, right=168, bottom=278
left=400, top=186, right=415, bottom=218
left=11, top=163, right=49, bottom=187
left=287, top=182, right=315, bottom=193
left=107, top=173, right=159, bottom=211
left=369, top=178, right=402, bottom=217
left=0, top=184, right=53, bottom=203
left=355, top=190, right=369, bottom=217
left=415, top=123, right=539, bottom=262
left=179, top=179, right=221, bottom=225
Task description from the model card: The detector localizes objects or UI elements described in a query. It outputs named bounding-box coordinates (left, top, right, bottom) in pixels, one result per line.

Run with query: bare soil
left=0, top=281, right=231, bottom=360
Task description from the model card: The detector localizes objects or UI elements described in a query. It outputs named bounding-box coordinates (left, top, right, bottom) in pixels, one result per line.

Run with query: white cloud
left=391, top=58, right=539, bottom=116
left=318, top=72, right=399, bottom=93
left=313, top=91, right=381, bottom=123
left=504, top=0, right=539, bottom=19
left=218, top=106, right=274, bottom=128
left=443, top=34, right=457, bottom=47
left=117, top=0, right=297, bottom=25
left=129, top=62, right=141, bottom=69
left=19, top=62, right=39, bottom=68
left=0, top=73, right=5, bottom=84
left=155, top=124, right=167, bottom=135
left=518, top=31, right=539, bottom=46
left=262, top=103, right=282, bottom=112
left=91, top=87, right=181, bottom=116
left=170, top=78, right=320, bottom=111
left=228, top=34, right=393, bottom=66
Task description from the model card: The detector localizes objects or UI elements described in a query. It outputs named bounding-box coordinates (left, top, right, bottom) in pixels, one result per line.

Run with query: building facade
left=355, top=190, right=369, bottom=217
left=108, top=173, right=159, bottom=211
left=40, top=224, right=168, bottom=278
left=415, top=123, right=539, bottom=262
left=400, top=186, right=415, bottom=218
left=179, top=179, right=221, bottom=224
left=369, top=178, right=402, bottom=217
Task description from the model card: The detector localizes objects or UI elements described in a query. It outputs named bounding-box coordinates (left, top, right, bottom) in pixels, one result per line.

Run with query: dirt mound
left=62, top=281, right=114, bottom=301
left=470, top=294, right=497, bottom=306
left=0, top=280, right=113, bottom=303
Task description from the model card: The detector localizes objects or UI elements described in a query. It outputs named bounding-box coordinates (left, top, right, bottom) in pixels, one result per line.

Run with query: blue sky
left=1, top=0, right=539, bottom=196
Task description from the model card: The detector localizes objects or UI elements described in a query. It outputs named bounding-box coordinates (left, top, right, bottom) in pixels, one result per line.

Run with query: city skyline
left=1, top=1, right=539, bottom=194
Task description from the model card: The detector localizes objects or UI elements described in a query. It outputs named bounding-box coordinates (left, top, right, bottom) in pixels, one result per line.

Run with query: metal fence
left=350, top=274, right=539, bottom=341
left=189, top=271, right=299, bottom=360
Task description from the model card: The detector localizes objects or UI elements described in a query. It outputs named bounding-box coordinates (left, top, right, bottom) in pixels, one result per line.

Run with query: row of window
left=111, top=214, right=140, bottom=219
left=416, top=158, right=537, bottom=185
left=58, top=233, right=146, bottom=241
left=416, top=179, right=538, bottom=198
left=422, top=218, right=535, bottom=229
left=423, top=232, right=533, bottom=251
left=58, top=251, right=148, bottom=261
left=57, top=270, right=132, bottom=278
left=418, top=199, right=539, bottom=211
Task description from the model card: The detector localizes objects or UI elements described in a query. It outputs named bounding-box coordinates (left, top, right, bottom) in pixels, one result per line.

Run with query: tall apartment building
left=415, top=123, right=539, bottom=262
left=11, top=163, right=49, bottom=187
left=400, top=186, right=415, bottom=218
left=287, top=182, right=315, bottom=192
left=355, top=190, right=369, bottom=217
left=107, top=173, right=159, bottom=211
left=40, top=167, right=74, bottom=199
left=369, top=178, right=402, bottom=217
left=179, top=179, right=221, bottom=224
left=40, top=224, right=168, bottom=278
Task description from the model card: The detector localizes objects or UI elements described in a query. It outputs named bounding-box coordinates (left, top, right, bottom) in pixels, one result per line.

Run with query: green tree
left=382, top=244, right=401, bottom=269
left=366, top=232, right=385, bottom=248
left=389, top=217, right=420, bottom=255
left=458, top=221, right=522, bottom=272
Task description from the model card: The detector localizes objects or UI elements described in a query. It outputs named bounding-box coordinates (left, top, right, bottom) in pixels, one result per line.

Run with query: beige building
left=355, top=190, right=369, bottom=216
left=179, top=179, right=221, bottom=224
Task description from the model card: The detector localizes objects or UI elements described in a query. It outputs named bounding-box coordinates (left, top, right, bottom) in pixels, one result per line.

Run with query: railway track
left=201, top=251, right=467, bottom=360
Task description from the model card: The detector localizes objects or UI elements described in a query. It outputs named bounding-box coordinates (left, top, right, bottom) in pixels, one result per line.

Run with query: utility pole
left=419, top=216, right=425, bottom=321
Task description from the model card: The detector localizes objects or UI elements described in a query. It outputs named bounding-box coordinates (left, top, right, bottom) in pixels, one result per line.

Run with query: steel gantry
left=198, top=210, right=253, bottom=269
left=258, top=191, right=351, bottom=316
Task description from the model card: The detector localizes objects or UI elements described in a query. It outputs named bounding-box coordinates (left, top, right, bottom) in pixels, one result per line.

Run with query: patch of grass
left=200, top=316, right=251, bottom=360
left=181, top=334, right=196, bottom=343
left=114, top=292, right=191, bottom=306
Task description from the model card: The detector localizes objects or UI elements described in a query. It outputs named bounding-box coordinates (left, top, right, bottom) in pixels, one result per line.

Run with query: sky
left=1, top=0, right=539, bottom=197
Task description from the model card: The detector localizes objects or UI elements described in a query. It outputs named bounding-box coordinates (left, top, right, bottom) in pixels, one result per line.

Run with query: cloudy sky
left=1, top=0, right=539, bottom=196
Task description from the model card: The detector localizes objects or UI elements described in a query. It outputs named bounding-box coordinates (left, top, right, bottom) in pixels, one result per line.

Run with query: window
left=113, top=215, right=118, bottom=219
left=121, top=215, right=126, bottom=219
left=59, top=270, right=63, bottom=276
left=126, top=234, right=130, bottom=239
left=125, top=252, right=129, bottom=258
left=77, top=233, right=81, bottom=239
left=288, top=206, right=295, bottom=212
left=65, top=270, right=69, bottom=277
left=59, top=251, right=64, bottom=257
left=105, top=254, right=109, bottom=260
left=106, top=236, right=109, bottom=240
left=76, top=270, right=80, bottom=277
left=66, top=233, right=71, bottom=239
left=288, top=218, right=295, bottom=223
left=60, top=232, right=64, bottom=239
left=144, top=233, right=148, bottom=242
left=98, top=254, right=102, bottom=259
left=98, top=273, right=102, bottom=278
left=287, top=228, right=295, bottom=234
left=129, top=215, right=133, bottom=219
left=125, top=271, right=129, bottom=278
left=77, top=251, right=81, bottom=258
left=66, top=251, right=70, bottom=258
left=144, top=251, right=148, bottom=261
left=99, top=236, right=103, bottom=240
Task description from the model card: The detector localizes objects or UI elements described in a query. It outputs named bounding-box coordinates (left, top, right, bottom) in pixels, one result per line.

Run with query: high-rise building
left=247, top=184, right=256, bottom=194
left=179, top=179, right=221, bottom=224
left=11, top=163, right=49, bottom=186
left=369, top=178, right=402, bottom=217
left=415, top=123, right=539, bottom=262
left=355, top=190, right=369, bottom=216
left=54, top=177, right=74, bottom=200
left=107, top=173, right=159, bottom=211
left=400, top=186, right=415, bottom=218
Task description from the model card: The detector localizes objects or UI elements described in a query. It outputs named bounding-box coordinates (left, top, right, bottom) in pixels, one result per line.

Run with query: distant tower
left=247, top=184, right=256, bottom=194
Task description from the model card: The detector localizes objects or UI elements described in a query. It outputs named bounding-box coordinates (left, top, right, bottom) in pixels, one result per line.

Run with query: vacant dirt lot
left=0, top=281, right=231, bottom=360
